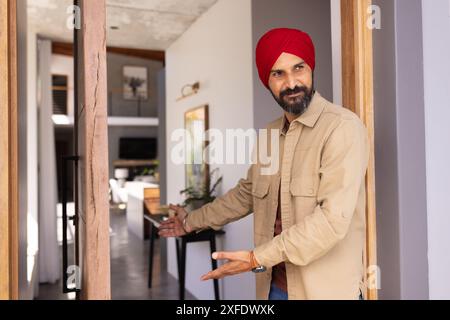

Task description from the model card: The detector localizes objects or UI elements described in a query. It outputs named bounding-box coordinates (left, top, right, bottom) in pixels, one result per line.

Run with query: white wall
left=165, top=0, right=255, bottom=299
left=422, top=0, right=450, bottom=300
left=17, top=0, right=29, bottom=300
left=25, top=25, right=39, bottom=300
left=15, top=0, right=40, bottom=299
left=37, top=40, right=60, bottom=284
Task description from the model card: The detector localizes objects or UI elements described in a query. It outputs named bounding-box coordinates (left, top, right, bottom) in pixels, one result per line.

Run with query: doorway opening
left=4, top=0, right=377, bottom=300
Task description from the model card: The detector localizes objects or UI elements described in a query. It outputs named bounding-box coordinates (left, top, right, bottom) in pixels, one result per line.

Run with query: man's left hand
left=200, top=251, right=256, bottom=281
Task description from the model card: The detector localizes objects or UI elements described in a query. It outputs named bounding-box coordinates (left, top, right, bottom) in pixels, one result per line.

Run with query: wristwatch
left=251, top=265, right=267, bottom=273
left=250, top=251, right=267, bottom=273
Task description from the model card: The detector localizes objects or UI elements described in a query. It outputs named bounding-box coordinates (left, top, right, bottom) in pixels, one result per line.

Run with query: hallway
left=37, top=209, right=195, bottom=300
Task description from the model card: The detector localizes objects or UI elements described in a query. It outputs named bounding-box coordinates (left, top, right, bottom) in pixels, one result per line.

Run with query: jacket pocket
left=290, top=176, right=318, bottom=221
left=252, top=179, right=271, bottom=234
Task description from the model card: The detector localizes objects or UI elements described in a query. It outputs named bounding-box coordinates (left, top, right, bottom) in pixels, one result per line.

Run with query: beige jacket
left=187, top=92, right=369, bottom=300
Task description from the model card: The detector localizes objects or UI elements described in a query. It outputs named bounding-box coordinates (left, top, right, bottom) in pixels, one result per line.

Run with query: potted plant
left=180, top=168, right=223, bottom=211
left=135, top=161, right=159, bottom=183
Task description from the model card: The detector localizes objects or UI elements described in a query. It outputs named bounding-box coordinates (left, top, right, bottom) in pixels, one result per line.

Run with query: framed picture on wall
left=123, top=65, right=148, bottom=101
left=184, top=105, right=210, bottom=193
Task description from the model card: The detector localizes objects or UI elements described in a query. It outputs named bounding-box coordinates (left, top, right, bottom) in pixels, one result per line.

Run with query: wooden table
left=143, top=212, right=225, bottom=300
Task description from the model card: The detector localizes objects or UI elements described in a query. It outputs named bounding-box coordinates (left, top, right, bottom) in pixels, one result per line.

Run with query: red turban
left=256, top=28, right=316, bottom=89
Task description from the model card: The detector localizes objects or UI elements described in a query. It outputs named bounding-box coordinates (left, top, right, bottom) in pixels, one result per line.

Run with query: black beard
left=271, top=85, right=314, bottom=116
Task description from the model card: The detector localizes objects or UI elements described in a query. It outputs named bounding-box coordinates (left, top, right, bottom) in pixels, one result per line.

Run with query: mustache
left=280, top=86, right=308, bottom=99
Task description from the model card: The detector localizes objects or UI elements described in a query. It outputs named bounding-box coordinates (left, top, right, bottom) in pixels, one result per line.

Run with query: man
left=159, top=28, right=369, bottom=300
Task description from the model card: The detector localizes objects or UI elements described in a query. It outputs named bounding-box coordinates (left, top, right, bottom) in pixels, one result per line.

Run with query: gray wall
left=107, top=52, right=163, bottom=118
left=395, top=0, right=429, bottom=300
left=106, top=53, right=164, bottom=179
left=372, top=0, right=401, bottom=300
left=251, top=0, right=333, bottom=129
left=373, top=0, right=429, bottom=299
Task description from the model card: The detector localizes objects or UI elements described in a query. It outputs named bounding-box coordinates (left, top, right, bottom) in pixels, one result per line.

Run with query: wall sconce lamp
left=176, top=82, right=200, bottom=102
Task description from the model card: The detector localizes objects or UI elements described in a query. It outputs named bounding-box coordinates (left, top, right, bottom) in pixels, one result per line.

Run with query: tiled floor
left=37, top=208, right=195, bottom=300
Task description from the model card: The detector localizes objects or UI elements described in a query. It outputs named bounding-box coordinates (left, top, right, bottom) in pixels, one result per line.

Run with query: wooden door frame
left=0, top=0, right=112, bottom=300
left=0, top=0, right=19, bottom=300
left=76, top=0, right=111, bottom=300
left=341, top=0, right=378, bottom=300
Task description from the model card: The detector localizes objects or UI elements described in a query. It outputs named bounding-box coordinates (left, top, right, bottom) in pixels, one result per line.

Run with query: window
left=52, top=74, right=68, bottom=115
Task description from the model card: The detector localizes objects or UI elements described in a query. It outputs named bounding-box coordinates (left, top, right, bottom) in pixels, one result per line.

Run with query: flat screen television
left=119, top=137, right=157, bottom=159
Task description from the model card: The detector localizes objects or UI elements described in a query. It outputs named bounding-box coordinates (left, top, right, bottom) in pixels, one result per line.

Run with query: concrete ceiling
left=27, top=0, right=218, bottom=50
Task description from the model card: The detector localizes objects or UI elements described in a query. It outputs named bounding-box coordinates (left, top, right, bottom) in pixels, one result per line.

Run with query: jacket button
left=308, top=188, right=314, bottom=195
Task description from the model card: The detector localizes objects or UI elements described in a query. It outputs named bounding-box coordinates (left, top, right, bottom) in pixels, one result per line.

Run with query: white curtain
left=37, top=39, right=60, bottom=284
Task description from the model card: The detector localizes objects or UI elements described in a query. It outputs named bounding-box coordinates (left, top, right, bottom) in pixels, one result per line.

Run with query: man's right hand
left=158, top=204, right=192, bottom=237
